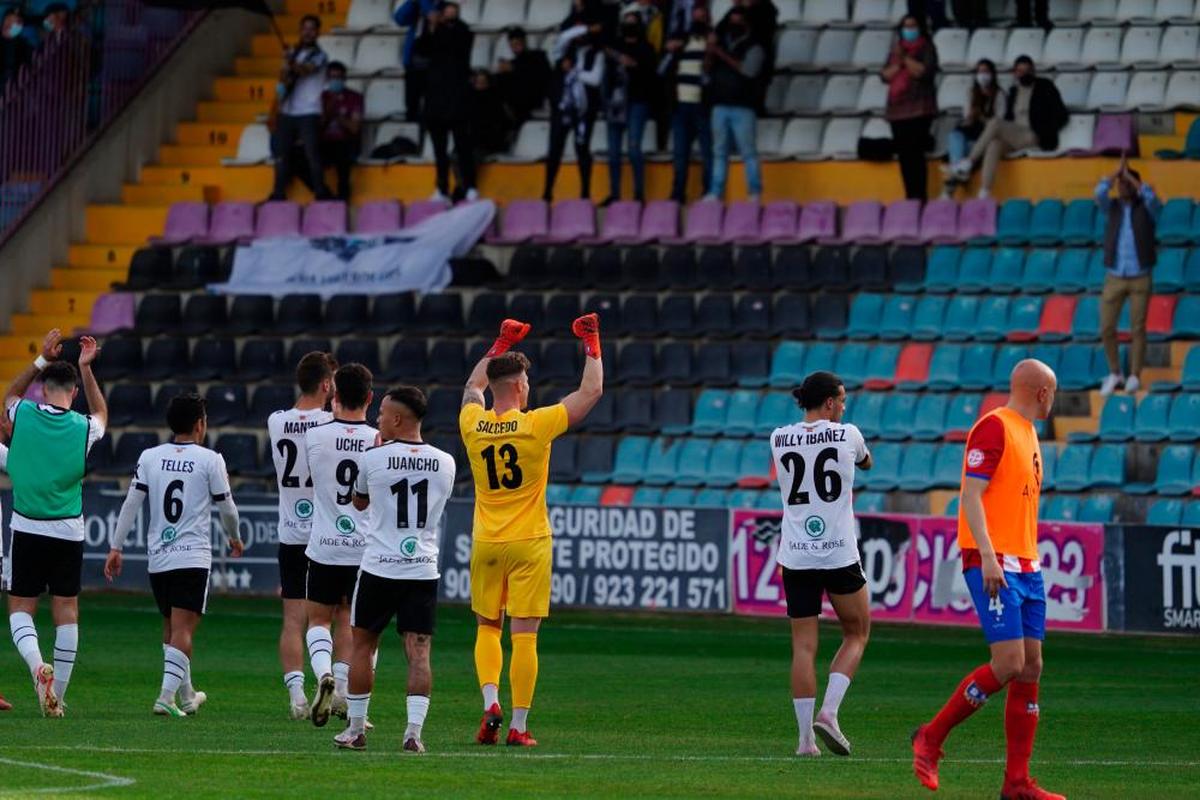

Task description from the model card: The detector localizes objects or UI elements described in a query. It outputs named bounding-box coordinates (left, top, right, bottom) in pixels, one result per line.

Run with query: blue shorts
left=964, top=568, right=1046, bottom=644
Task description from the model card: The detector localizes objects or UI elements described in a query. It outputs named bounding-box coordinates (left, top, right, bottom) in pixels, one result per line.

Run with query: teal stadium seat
left=1185, top=249, right=1200, bottom=293
left=880, top=393, right=918, bottom=440
left=755, top=393, right=795, bottom=436
left=736, top=438, right=772, bottom=486
left=611, top=436, right=652, bottom=484
left=957, top=248, right=992, bottom=293
left=1155, top=248, right=1187, bottom=293
left=1079, top=495, right=1114, bottom=523
left=1071, top=295, right=1100, bottom=341
left=1168, top=393, right=1200, bottom=441
left=546, top=484, right=572, bottom=505
left=727, top=488, right=761, bottom=509
left=706, top=440, right=745, bottom=486
left=990, top=248, right=1025, bottom=292
left=569, top=485, right=603, bottom=504
left=1028, top=199, right=1065, bottom=245
left=1007, top=296, right=1043, bottom=340
left=1054, top=249, right=1090, bottom=293
left=643, top=438, right=681, bottom=485
left=1181, top=500, right=1200, bottom=527
left=863, top=343, right=901, bottom=389
left=927, top=345, right=963, bottom=391
left=665, top=486, right=699, bottom=506
left=854, top=492, right=886, bottom=513
left=692, top=390, right=730, bottom=436
left=1146, top=446, right=1194, bottom=496
left=879, top=295, right=917, bottom=340
left=1058, top=345, right=1100, bottom=391
left=944, top=393, right=981, bottom=439
left=846, top=391, right=886, bottom=439
left=1134, top=394, right=1172, bottom=441
left=1155, top=117, right=1200, bottom=159
left=1172, top=295, right=1200, bottom=339
left=1021, top=250, right=1058, bottom=293
left=1052, top=444, right=1090, bottom=491
left=1085, top=249, right=1107, bottom=293
left=754, top=490, right=781, bottom=510
left=1061, top=199, right=1097, bottom=245
left=1090, top=444, right=1126, bottom=488
left=803, top=341, right=837, bottom=375
left=959, top=344, right=995, bottom=391
left=1042, top=495, right=1080, bottom=522
left=977, top=297, right=1011, bottom=341
left=943, top=496, right=960, bottom=516
left=631, top=486, right=664, bottom=506
left=864, top=444, right=901, bottom=491
left=675, top=439, right=715, bottom=486
left=1156, top=199, right=1194, bottom=245
left=725, top=390, right=761, bottom=437
left=943, top=297, right=980, bottom=341
left=924, top=246, right=960, bottom=292
left=992, top=345, right=1028, bottom=389
left=690, top=487, right=727, bottom=507
left=997, top=199, right=1033, bottom=245
left=912, top=296, right=948, bottom=340
left=911, top=394, right=949, bottom=440
left=1092, top=205, right=1107, bottom=244
left=846, top=294, right=886, bottom=339
left=897, top=444, right=938, bottom=491
left=769, top=342, right=806, bottom=387
left=1029, top=343, right=1063, bottom=375
left=1181, top=346, right=1200, bottom=391
left=1093, top=395, right=1135, bottom=442
left=834, top=343, right=869, bottom=390
left=1040, top=443, right=1058, bottom=491
left=1147, top=498, right=1184, bottom=526
left=933, top=443, right=964, bottom=488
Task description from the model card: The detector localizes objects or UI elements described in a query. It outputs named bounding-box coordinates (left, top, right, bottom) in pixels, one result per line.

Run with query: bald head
left=1009, top=359, right=1057, bottom=421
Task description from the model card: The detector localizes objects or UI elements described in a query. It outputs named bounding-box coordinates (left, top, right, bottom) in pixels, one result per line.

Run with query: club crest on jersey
left=335, top=515, right=356, bottom=535
left=967, top=448, right=985, bottom=468
left=161, top=526, right=178, bottom=544
left=400, top=537, right=418, bottom=557
left=804, top=515, right=826, bottom=538
left=295, top=499, right=314, bottom=519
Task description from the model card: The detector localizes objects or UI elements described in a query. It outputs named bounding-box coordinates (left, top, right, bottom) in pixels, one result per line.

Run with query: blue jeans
left=710, top=105, right=761, bottom=198
left=670, top=102, right=712, bottom=201
left=948, top=128, right=975, bottom=164
left=606, top=101, right=650, bottom=200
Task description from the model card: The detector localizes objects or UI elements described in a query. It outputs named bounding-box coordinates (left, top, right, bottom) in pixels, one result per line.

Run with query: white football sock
left=370, top=648, right=378, bottom=672
left=284, top=671, right=306, bottom=706
left=9, top=612, right=42, bottom=677
left=482, top=683, right=499, bottom=710
left=820, top=672, right=851, bottom=720
left=305, top=627, right=333, bottom=680
left=180, top=658, right=196, bottom=702
left=346, top=691, right=370, bottom=735
left=793, top=698, right=816, bottom=747
left=406, top=695, right=429, bottom=741
left=510, top=707, right=529, bottom=733
left=160, top=646, right=188, bottom=704
left=52, top=624, right=77, bottom=702
left=333, top=661, right=350, bottom=697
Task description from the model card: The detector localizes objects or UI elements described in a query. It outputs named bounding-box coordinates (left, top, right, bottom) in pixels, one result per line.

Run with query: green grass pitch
left=0, top=593, right=1196, bottom=799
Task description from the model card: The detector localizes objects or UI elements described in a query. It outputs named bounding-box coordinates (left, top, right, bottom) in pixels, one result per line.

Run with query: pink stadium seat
left=1088, top=114, right=1135, bottom=157
left=880, top=199, right=922, bottom=243
left=354, top=200, right=403, bottom=234
left=154, top=201, right=208, bottom=245
left=757, top=200, right=798, bottom=242
left=721, top=200, right=762, bottom=243
left=254, top=201, right=302, bottom=239
left=1038, top=296, right=1078, bottom=341
left=666, top=198, right=724, bottom=244
left=918, top=198, right=959, bottom=243
left=199, top=201, right=255, bottom=244
left=537, top=199, right=596, bottom=243
left=826, top=200, right=882, bottom=245
left=302, top=201, right=347, bottom=237
left=959, top=197, right=997, bottom=242
left=797, top=200, right=837, bottom=243
left=404, top=198, right=450, bottom=228
left=86, top=292, right=135, bottom=335
left=895, top=343, right=933, bottom=388
left=635, top=200, right=680, bottom=242
left=487, top=199, right=548, bottom=244
left=583, top=200, right=641, bottom=244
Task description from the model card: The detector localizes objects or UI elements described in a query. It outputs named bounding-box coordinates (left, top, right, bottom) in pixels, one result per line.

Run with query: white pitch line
left=3, top=746, right=1197, bottom=769
left=0, top=756, right=136, bottom=795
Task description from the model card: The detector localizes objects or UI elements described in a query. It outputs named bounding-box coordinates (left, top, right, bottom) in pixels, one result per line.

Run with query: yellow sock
left=474, top=625, right=503, bottom=689
left=510, top=632, right=539, bottom=709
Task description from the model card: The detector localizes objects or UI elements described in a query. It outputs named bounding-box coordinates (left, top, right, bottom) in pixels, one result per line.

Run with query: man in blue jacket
left=393, top=0, right=439, bottom=122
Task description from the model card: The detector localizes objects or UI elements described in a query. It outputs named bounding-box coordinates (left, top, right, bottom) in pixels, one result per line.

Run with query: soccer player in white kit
left=105, top=393, right=243, bottom=716
left=334, top=386, right=455, bottom=753
left=303, top=363, right=378, bottom=727
left=0, top=438, right=11, bottom=711
left=769, top=371, right=873, bottom=757
left=268, top=351, right=335, bottom=719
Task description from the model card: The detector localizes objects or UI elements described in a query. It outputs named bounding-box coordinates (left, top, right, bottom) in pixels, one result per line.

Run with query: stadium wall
left=2, top=492, right=1195, bottom=637
left=0, top=8, right=262, bottom=331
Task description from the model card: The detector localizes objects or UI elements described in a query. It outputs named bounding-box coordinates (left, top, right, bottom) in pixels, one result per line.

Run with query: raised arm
left=78, top=335, right=107, bottom=430
left=5, top=328, right=63, bottom=409
left=561, top=313, right=603, bottom=428
left=465, top=319, right=533, bottom=408
left=463, top=356, right=489, bottom=408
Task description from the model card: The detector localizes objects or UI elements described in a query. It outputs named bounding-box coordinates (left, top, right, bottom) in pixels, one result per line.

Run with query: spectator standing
left=941, top=58, right=1005, bottom=198
left=625, top=0, right=663, bottom=52
left=413, top=2, right=477, bottom=202
left=543, top=16, right=606, bottom=202
left=881, top=15, right=938, bottom=202
left=466, top=69, right=515, bottom=164
left=948, top=0, right=988, bottom=31
left=946, top=56, right=1066, bottom=198
left=1, top=8, right=32, bottom=89
left=906, top=0, right=948, bottom=31
left=496, top=27, right=551, bottom=124
left=1016, top=0, right=1051, bottom=30
left=661, top=4, right=712, bottom=202
left=270, top=15, right=333, bottom=201
left=603, top=12, right=657, bottom=204
left=319, top=61, right=363, bottom=202
left=40, top=4, right=70, bottom=42
left=393, top=0, right=438, bottom=123
left=703, top=7, right=764, bottom=202
left=1097, top=157, right=1160, bottom=396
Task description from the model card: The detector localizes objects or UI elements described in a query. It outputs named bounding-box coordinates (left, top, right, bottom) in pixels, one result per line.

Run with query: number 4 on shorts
left=988, top=594, right=1005, bottom=616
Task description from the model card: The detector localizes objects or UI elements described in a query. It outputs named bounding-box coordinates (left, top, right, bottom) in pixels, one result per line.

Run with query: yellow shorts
left=470, top=536, right=552, bottom=620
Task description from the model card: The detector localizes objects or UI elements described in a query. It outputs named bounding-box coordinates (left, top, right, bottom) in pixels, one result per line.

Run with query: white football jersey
left=304, top=419, right=377, bottom=566
left=770, top=420, right=869, bottom=570
left=354, top=439, right=456, bottom=581
left=268, top=407, right=334, bottom=545
left=132, top=442, right=234, bottom=573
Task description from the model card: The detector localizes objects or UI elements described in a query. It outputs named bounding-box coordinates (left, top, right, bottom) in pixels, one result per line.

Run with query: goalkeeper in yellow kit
left=459, top=314, right=603, bottom=747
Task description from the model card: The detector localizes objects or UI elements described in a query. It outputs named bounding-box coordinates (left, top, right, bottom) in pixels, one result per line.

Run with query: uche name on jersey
left=774, top=429, right=847, bottom=448
left=159, top=458, right=196, bottom=473
left=387, top=455, right=441, bottom=472
left=474, top=419, right=519, bottom=435
left=335, top=437, right=368, bottom=452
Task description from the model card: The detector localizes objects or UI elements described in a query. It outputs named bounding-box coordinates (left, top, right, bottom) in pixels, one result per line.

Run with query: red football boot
left=1001, top=776, right=1066, bottom=800
left=476, top=702, right=503, bottom=745
left=0, top=692, right=11, bottom=711
left=506, top=728, right=538, bottom=748
left=911, top=725, right=944, bottom=792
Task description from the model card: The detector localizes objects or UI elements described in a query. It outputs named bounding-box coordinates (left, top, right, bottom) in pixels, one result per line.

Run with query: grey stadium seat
left=784, top=74, right=825, bottom=114
left=1085, top=71, right=1130, bottom=111
left=756, top=118, right=785, bottom=159
left=1076, top=0, right=1120, bottom=23
left=1120, top=26, right=1162, bottom=68
left=802, top=0, right=850, bottom=25
left=776, top=28, right=818, bottom=70
left=360, top=121, right=420, bottom=164
left=933, top=29, right=969, bottom=71
left=1115, top=0, right=1158, bottom=20
left=852, top=0, right=900, bottom=26
left=470, top=34, right=495, bottom=70
left=1124, top=71, right=1168, bottom=111
left=318, top=35, right=358, bottom=71
left=1041, top=28, right=1085, bottom=70
left=476, top=0, right=528, bottom=32
left=1003, top=28, right=1045, bottom=65
left=856, top=75, right=888, bottom=114
left=851, top=29, right=893, bottom=70
left=1048, top=0, right=1084, bottom=21
left=1161, top=25, right=1200, bottom=67
left=782, top=118, right=826, bottom=161
left=765, top=75, right=789, bottom=115
left=774, top=0, right=803, bottom=24
left=1078, top=27, right=1123, bottom=72
left=965, top=28, right=1008, bottom=66
left=1164, top=71, right=1200, bottom=110
left=1156, top=0, right=1199, bottom=21
left=503, top=121, right=550, bottom=162
left=813, top=29, right=858, bottom=71
left=340, top=0, right=393, bottom=32
left=818, top=75, right=863, bottom=114
left=525, top=1, right=564, bottom=30
left=1055, top=72, right=1093, bottom=111
left=363, top=79, right=405, bottom=120
left=936, top=73, right=972, bottom=114
left=352, top=35, right=402, bottom=76
left=1026, top=114, right=1095, bottom=157
left=820, top=117, right=863, bottom=160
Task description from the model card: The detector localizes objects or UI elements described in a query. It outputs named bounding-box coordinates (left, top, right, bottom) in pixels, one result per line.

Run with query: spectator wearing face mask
left=602, top=12, right=657, bottom=205
left=703, top=7, right=764, bottom=202
left=543, top=15, right=606, bottom=202
left=496, top=27, right=552, bottom=124
left=941, top=58, right=1004, bottom=198
left=945, top=55, right=1066, bottom=198
left=40, top=3, right=70, bottom=43
left=881, top=14, right=938, bottom=202
left=660, top=4, right=712, bottom=203
left=413, top=1, right=477, bottom=202
left=1, top=8, right=32, bottom=89
left=319, top=61, right=363, bottom=202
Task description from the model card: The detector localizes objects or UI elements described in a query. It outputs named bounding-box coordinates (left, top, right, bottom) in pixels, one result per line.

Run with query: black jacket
left=414, top=19, right=474, bottom=122
left=1005, top=77, right=1068, bottom=152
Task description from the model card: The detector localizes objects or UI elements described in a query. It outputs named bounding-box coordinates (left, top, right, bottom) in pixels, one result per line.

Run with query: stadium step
left=85, top=205, right=170, bottom=246
left=0, top=335, right=43, bottom=360
left=928, top=489, right=956, bottom=516
left=212, top=77, right=277, bottom=105
left=138, top=165, right=274, bottom=201
left=285, top=0, right=346, bottom=15
left=157, top=144, right=239, bottom=167
left=1176, top=112, right=1199, bottom=136
left=272, top=13, right=346, bottom=32
left=196, top=101, right=268, bottom=124
left=29, top=290, right=103, bottom=317
left=121, top=183, right=209, bottom=206
left=1142, top=366, right=1179, bottom=386
left=8, top=312, right=89, bottom=335
left=50, top=266, right=124, bottom=291
left=1141, top=134, right=1183, bottom=154
left=1055, top=415, right=1100, bottom=441
left=176, top=122, right=245, bottom=147
left=68, top=244, right=137, bottom=271
left=234, top=56, right=282, bottom=76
